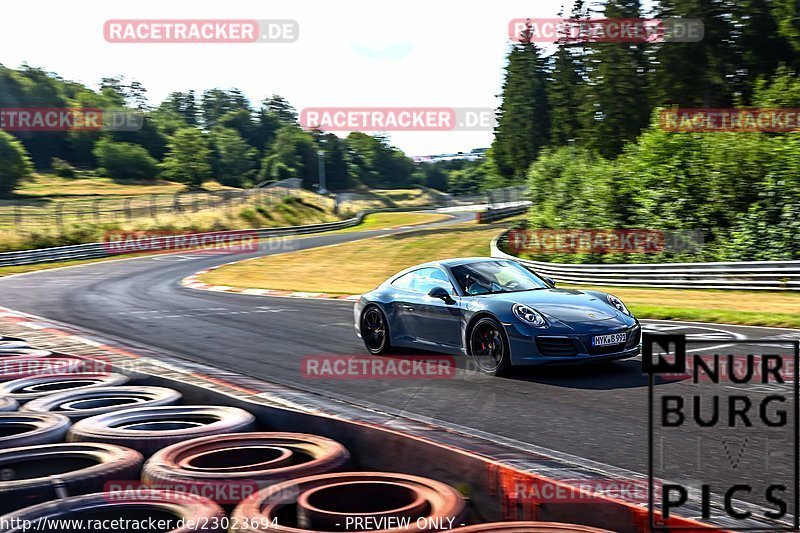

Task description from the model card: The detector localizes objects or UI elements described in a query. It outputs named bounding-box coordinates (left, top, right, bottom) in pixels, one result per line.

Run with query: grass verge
left=0, top=212, right=448, bottom=280
left=200, top=220, right=800, bottom=329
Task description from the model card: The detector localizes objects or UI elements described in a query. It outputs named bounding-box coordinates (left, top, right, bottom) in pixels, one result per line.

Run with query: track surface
left=0, top=210, right=797, bottom=509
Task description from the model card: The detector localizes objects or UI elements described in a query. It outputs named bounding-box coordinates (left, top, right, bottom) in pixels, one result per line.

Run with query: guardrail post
left=55, top=203, right=65, bottom=235
left=124, top=198, right=133, bottom=222
left=150, top=194, right=158, bottom=220
left=13, top=205, right=21, bottom=229
left=173, top=192, right=182, bottom=214
left=192, top=193, right=199, bottom=212
left=92, top=199, right=101, bottom=224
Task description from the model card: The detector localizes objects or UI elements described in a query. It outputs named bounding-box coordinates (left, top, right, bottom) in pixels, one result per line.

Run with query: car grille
left=536, top=337, right=579, bottom=357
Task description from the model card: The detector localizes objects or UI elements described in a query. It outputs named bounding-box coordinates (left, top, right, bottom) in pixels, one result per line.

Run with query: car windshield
left=450, top=261, right=550, bottom=295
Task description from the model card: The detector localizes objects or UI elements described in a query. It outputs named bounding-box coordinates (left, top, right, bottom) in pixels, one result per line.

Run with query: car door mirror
left=428, top=286, right=455, bottom=304
left=544, top=277, right=556, bottom=287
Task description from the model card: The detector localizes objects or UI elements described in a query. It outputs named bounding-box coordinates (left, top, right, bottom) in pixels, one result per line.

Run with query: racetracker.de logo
left=300, top=108, right=496, bottom=132
left=104, top=480, right=265, bottom=505
left=509, top=18, right=704, bottom=43
left=505, top=229, right=704, bottom=255
left=661, top=108, right=800, bottom=133
left=104, top=19, right=299, bottom=43
left=0, top=108, right=143, bottom=132
left=301, top=355, right=456, bottom=380
left=103, top=230, right=259, bottom=255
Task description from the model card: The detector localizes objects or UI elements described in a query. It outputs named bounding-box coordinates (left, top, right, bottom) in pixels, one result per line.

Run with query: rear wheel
left=469, top=317, right=511, bottom=376
left=361, top=306, right=392, bottom=355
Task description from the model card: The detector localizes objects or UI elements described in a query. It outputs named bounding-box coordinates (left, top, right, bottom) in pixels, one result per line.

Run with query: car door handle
left=402, top=305, right=415, bottom=311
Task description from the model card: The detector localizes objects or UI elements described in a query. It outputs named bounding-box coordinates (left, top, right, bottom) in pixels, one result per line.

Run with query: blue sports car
left=354, top=257, right=641, bottom=375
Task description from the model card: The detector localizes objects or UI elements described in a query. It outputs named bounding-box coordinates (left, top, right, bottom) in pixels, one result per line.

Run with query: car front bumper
left=505, top=322, right=642, bottom=366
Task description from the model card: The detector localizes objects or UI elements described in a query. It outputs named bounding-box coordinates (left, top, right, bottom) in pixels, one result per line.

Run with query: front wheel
left=360, top=306, right=392, bottom=355
left=468, top=317, right=511, bottom=376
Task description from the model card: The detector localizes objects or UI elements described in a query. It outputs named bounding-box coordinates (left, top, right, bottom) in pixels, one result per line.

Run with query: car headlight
left=513, top=304, right=547, bottom=327
left=607, top=294, right=631, bottom=316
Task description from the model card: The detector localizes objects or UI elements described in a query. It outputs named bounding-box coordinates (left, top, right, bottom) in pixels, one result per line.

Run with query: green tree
left=0, top=130, right=33, bottom=196
left=93, top=139, right=159, bottom=182
left=258, top=126, right=317, bottom=187
left=492, top=21, right=551, bottom=181
left=201, top=88, right=250, bottom=130
left=160, top=128, right=212, bottom=188
left=263, top=95, right=298, bottom=125
left=580, top=0, right=649, bottom=158
left=211, top=127, right=257, bottom=187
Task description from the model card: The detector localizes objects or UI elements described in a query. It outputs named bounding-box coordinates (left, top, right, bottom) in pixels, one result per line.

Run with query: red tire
left=0, top=412, right=71, bottom=448
left=0, top=442, right=143, bottom=514
left=68, top=405, right=256, bottom=457
left=448, top=523, right=613, bottom=532
left=0, top=489, right=225, bottom=532
left=22, top=386, right=182, bottom=421
left=143, top=432, right=350, bottom=506
left=0, top=373, right=129, bottom=403
left=231, top=471, right=465, bottom=532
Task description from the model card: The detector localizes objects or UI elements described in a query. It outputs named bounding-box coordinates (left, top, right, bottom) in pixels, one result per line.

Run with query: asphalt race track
left=0, top=210, right=797, bottom=508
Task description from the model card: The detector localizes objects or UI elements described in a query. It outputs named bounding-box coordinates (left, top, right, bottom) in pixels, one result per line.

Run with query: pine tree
left=580, top=0, right=650, bottom=158
left=492, top=21, right=551, bottom=182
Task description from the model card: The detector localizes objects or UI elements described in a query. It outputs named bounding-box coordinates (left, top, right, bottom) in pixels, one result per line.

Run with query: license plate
left=592, top=332, right=627, bottom=347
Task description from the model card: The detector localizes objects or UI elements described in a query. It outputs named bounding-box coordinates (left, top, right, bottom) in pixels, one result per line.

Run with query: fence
left=0, top=186, right=299, bottom=235
left=491, top=230, right=800, bottom=290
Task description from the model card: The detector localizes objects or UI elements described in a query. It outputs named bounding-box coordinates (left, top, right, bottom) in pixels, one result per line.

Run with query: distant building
left=413, top=148, right=488, bottom=164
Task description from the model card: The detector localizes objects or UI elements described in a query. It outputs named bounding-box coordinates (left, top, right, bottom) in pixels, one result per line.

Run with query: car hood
left=479, top=288, right=622, bottom=323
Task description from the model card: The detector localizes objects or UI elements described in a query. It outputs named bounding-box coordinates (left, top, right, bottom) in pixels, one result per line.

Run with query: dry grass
left=200, top=219, right=800, bottom=328
left=200, top=221, right=508, bottom=295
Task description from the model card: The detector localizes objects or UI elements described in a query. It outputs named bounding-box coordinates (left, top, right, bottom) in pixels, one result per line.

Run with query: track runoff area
left=0, top=212, right=797, bottom=530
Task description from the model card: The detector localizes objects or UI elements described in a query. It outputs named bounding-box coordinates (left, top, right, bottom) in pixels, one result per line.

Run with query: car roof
left=399, top=257, right=509, bottom=272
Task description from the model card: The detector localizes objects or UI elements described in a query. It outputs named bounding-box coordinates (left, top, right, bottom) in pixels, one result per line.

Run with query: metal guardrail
left=491, top=231, right=800, bottom=291
left=0, top=209, right=387, bottom=268
left=0, top=185, right=527, bottom=268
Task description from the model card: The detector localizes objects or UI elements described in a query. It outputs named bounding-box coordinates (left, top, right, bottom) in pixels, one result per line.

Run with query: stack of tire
left=0, top=336, right=612, bottom=533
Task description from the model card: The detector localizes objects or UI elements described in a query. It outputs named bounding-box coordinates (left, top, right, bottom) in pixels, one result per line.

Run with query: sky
left=2, top=0, right=575, bottom=156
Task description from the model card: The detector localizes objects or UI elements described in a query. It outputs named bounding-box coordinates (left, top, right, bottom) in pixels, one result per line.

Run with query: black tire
left=468, top=317, right=512, bottom=376
left=0, top=413, right=70, bottom=448
left=143, top=432, right=350, bottom=507
left=68, top=405, right=257, bottom=457
left=22, top=386, right=182, bottom=421
left=0, top=398, right=18, bottom=412
left=360, top=306, right=392, bottom=355
left=0, top=373, right=129, bottom=404
left=0, top=442, right=143, bottom=514
left=0, top=489, right=225, bottom=532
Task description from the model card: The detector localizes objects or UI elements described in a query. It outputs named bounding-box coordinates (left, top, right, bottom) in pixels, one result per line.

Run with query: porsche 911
left=354, top=257, right=641, bottom=375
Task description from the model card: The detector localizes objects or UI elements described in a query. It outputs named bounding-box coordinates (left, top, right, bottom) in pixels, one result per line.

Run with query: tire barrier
left=0, top=397, right=18, bottom=412
left=22, top=386, right=182, bottom=421
left=0, top=333, right=717, bottom=531
left=449, top=523, right=613, bottom=532
left=231, top=471, right=466, bottom=532
left=0, top=442, right=143, bottom=513
left=68, top=405, right=257, bottom=456
left=0, top=373, right=129, bottom=403
left=0, top=357, right=87, bottom=382
left=0, top=489, right=226, bottom=533
left=0, top=412, right=70, bottom=448
left=142, top=433, right=350, bottom=506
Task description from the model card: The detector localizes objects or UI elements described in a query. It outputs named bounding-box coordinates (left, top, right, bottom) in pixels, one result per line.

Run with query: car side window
left=414, top=268, right=454, bottom=295
left=391, top=272, right=416, bottom=291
